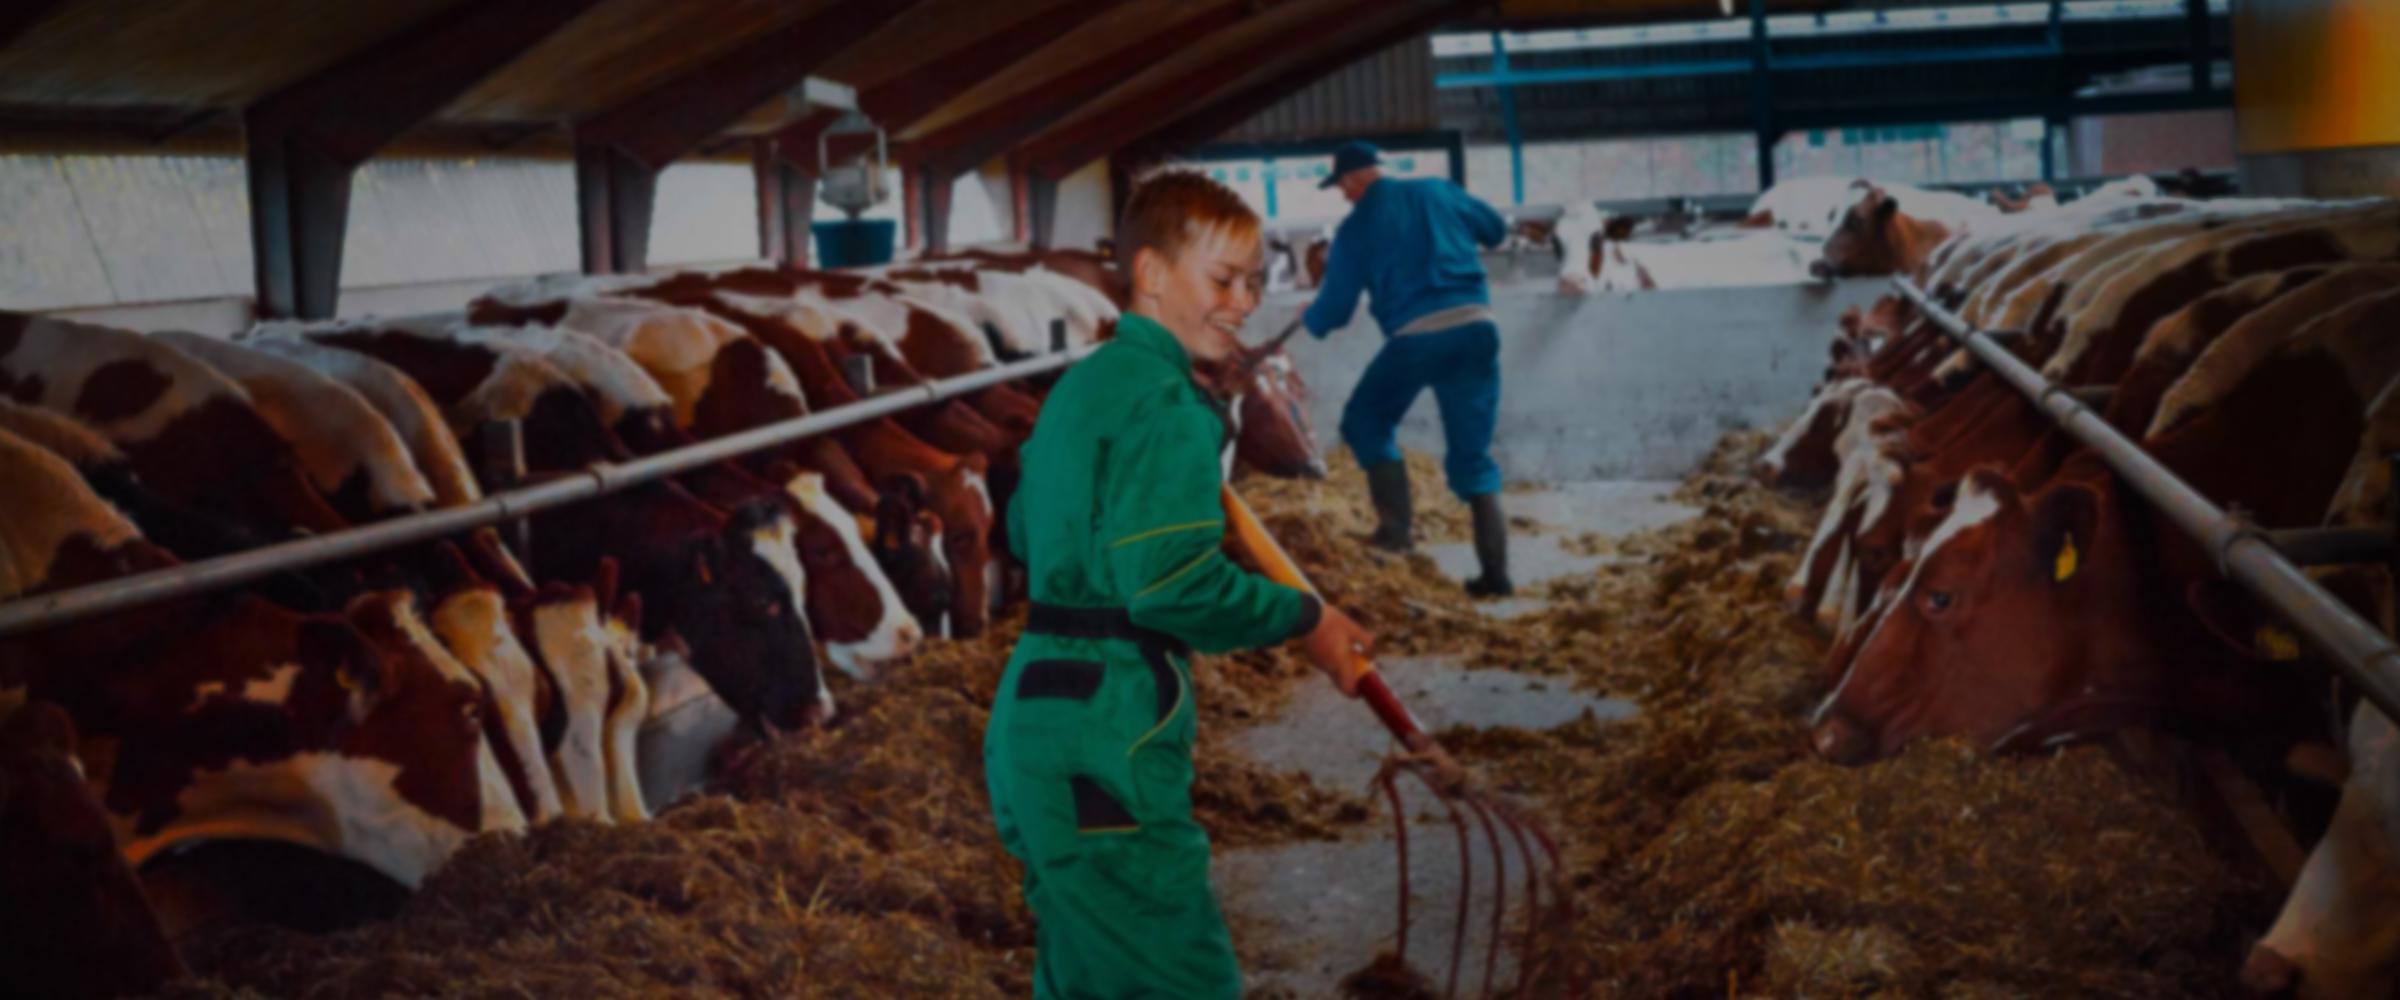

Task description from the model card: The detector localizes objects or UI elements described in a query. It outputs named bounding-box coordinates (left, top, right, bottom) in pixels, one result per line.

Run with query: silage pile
left=1439, top=432, right=2270, bottom=998
left=154, top=435, right=2267, bottom=998
left=156, top=483, right=1378, bottom=999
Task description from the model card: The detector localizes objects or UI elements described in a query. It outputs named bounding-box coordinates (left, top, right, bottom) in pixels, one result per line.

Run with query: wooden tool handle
left=1221, top=484, right=1427, bottom=743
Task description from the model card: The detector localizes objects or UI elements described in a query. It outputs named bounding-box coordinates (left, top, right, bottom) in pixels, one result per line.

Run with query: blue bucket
left=811, top=219, right=898, bottom=268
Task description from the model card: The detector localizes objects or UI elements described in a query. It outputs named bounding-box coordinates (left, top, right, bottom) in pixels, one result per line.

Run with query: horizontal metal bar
left=1892, top=278, right=2400, bottom=726
left=1437, top=58, right=1752, bottom=89
left=2266, top=527, right=2398, bottom=569
left=0, top=345, right=1094, bottom=638
left=1437, top=42, right=2065, bottom=90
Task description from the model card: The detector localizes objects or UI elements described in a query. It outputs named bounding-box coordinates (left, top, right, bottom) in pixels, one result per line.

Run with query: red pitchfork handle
left=1222, top=484, right=1427, bottom=747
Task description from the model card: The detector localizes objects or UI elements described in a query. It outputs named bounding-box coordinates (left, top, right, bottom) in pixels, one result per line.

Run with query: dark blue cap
left=1319, top=140, right=1384, bottom=189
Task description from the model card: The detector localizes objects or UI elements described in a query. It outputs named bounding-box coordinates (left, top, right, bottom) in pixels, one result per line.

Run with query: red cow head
left=1233, top=347, right=1327, bottom=480
left=1810, top=470, right=2144, bottom=763
left=1814, top=187, right=1909, bottom=279
left=869, top=472, right=955, bottom=638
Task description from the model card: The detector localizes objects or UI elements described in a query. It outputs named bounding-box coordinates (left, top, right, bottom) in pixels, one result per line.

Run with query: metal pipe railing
left=1892, top=277, right=2400, bottom=725
left=0, top=346, right=1095, bottom=638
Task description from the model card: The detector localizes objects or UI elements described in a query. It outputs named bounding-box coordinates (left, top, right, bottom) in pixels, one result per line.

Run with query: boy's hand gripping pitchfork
left=1222, top=485, right=1576, bottom=998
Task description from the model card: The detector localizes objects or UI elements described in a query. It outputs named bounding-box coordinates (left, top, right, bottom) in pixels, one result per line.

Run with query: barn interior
left=4, top=0, right=2399, bottom=997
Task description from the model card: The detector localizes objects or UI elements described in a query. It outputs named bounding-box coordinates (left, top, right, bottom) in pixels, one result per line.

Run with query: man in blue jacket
left=1302, top=141, right=1513, bottom=596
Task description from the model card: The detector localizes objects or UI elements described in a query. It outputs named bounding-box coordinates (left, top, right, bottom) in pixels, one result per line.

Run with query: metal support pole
left=1749, top=0, right=1777, bottom=191
left=0, top=346, right=1097, bottom=638
left=244, top=131, right=353, bottom=320
left=1893, top=278, right=2400, bottom=726
left=2186, top=0, right=2212, bottom=95
left=1028, top=171, right=1060, bottom=250
left=574, top=140, right=657, bottom=275
left=1492, top=31, right=1524, bottom=207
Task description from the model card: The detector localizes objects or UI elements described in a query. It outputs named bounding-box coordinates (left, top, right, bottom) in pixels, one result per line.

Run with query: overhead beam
left=0, top=0, right=69, bottom=52
left=572, top=0, right=928, bottom=273
left=768, top=0, right=1124, bottom=175
left=574, top=1, right=929, bottom=171
left=1119, top=0, right=1482, bottom=170
left=909, top=0, right=1285, bottom=179
left=1017, top=0, right=1423, bottom=182
left=243, top=0, right=598, bottom=319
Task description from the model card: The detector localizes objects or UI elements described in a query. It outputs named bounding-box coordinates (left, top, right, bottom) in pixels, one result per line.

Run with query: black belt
left=1024, top=603, right=1186, bottom=722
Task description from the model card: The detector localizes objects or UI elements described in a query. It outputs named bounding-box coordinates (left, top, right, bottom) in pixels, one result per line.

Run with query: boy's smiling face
left=1134, top=221, right=1265, bottom=367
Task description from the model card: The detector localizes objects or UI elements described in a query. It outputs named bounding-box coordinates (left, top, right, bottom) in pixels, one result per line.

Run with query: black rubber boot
left=1465, top=493, right=1514, bottom=598
left=1364, top=461, right=1414, bottom=553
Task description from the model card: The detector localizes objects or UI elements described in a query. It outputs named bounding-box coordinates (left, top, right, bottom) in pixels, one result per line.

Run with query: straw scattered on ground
left=158, top=433, right=2270, bottom=999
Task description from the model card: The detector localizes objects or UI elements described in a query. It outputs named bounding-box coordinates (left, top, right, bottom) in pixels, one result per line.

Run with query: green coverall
left=985, top=312, right=1321, bottom=999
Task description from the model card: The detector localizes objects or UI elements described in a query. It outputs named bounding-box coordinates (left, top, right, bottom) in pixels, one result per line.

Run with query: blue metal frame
left=1184, top=129, right=1471, bottom=185
left=1434, top=42, right=2074, bottom=90
left=1492, top=30, right=1524, bottom=205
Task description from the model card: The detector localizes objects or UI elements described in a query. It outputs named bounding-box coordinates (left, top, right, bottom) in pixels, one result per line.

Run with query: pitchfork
left=1222, top=485, right=1575, bottom=998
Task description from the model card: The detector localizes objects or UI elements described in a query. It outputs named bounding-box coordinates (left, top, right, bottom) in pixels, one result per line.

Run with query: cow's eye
left=1925, top=590, right=1954, bottom=612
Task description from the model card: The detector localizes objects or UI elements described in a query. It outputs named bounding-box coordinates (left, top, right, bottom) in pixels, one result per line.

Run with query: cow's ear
left=2027, top=482, right=2099, bottom=583
left=1875, top=195, right=1900, bottom=224
left=1603, top=215, right=1639, bottom=242
left=2185, top=579, right=2305, bottom=662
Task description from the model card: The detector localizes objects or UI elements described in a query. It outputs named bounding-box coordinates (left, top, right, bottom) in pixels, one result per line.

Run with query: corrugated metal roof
left=1221, top=39, right=1438, bottom=144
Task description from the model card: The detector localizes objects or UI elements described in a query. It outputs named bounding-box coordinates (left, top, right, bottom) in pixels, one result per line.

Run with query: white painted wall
left=1051, top=159, right=1113, bottom=253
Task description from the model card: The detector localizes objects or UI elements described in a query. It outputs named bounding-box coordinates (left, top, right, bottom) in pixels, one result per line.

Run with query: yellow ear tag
left=2256, top=626, right=2302, bottom=662
left=2053, top=534, right=2079, bottom=583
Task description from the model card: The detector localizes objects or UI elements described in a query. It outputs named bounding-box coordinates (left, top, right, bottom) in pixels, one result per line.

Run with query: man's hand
left=1301, top=604, right=1375, bottom=696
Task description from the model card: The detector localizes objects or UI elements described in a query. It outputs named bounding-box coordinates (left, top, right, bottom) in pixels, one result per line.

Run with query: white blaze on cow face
left=430, top=586, right=564, bottom=825
left=746, top=514, right=835, bottom=716
left=599, top=612, right=652, bottom=823
left=2247, top=699, right=2400, bottom=999
left=1815, top=475, right=2004, bottom=726
left=0, top=427, right=143, bottom=600
left=528, top=596, right=615, bottom=823
left=785, top=471, right=920, bottom=675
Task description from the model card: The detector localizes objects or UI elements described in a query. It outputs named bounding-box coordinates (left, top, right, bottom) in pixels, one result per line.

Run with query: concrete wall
left=1247, top=277, right=1887, bottom=483
left=1051, top=159, right=1113, bottom=252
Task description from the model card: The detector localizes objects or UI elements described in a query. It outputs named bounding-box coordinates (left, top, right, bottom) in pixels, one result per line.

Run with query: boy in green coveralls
left=984, top=171, right=1378, bottom=998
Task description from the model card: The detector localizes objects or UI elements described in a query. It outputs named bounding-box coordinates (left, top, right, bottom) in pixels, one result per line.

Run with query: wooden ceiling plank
left=0, top=0, right=72, bottom=53
left=1124, top=0, right=1485, bottom=167
left=576, top=0, right=933, bottom=171
left=908, top=0, right=1281, bottom=178
left=1018, top=0, right=1425, bottom=180
left=246, top=0, right=604, bottom=165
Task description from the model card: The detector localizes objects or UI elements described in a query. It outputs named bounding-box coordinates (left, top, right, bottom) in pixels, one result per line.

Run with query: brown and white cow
left=153, top=331, right=436, bottom=524
left=1552, top=201, right=1814, bottom=294
left=1811, top=287, right=2400, bottom=763
left=0, top=699, right=185, bottom=998
left=0, top=426, right=511, bottom=891
left=0, top=312, right=348, bottom=546
left=272, top=325, right=831, bottom=732
left=240, top=333, right=483, bottom=507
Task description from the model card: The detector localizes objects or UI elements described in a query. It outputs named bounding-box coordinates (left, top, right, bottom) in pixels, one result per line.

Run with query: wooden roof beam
left=1121, top=0, right=1486, bottom=168
left=908, top=0, right=1291, bottom=179
left=575, top=0, right=932, bottom=171
left=769, top=0, right=1128, bottom=170
left=0, top=0, right=70, bottom=54
left=243, top=0, right=603, bottom=318
left=1017, top=0, right=1439, bottom=181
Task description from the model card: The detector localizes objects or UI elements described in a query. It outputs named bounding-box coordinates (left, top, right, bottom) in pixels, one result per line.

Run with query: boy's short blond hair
left=1115, top=169, right=1261, bottom=274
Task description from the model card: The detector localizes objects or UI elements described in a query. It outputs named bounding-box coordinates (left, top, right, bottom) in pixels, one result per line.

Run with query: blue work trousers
left=1338, top=321, right=1502, bottom=499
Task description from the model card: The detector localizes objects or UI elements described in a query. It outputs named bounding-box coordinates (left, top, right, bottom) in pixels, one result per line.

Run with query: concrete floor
left=1215, top=481, right=1693, bottom=997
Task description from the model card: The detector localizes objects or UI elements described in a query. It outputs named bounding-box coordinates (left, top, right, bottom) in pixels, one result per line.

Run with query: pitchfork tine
left=1377, top=768, right=1413, bottom=970
left=1460, top=792, right=1509, bottom=999
left=1404, top=764, right=1474, bottom=999
left=1492, top=804, right=1545, bottom=996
